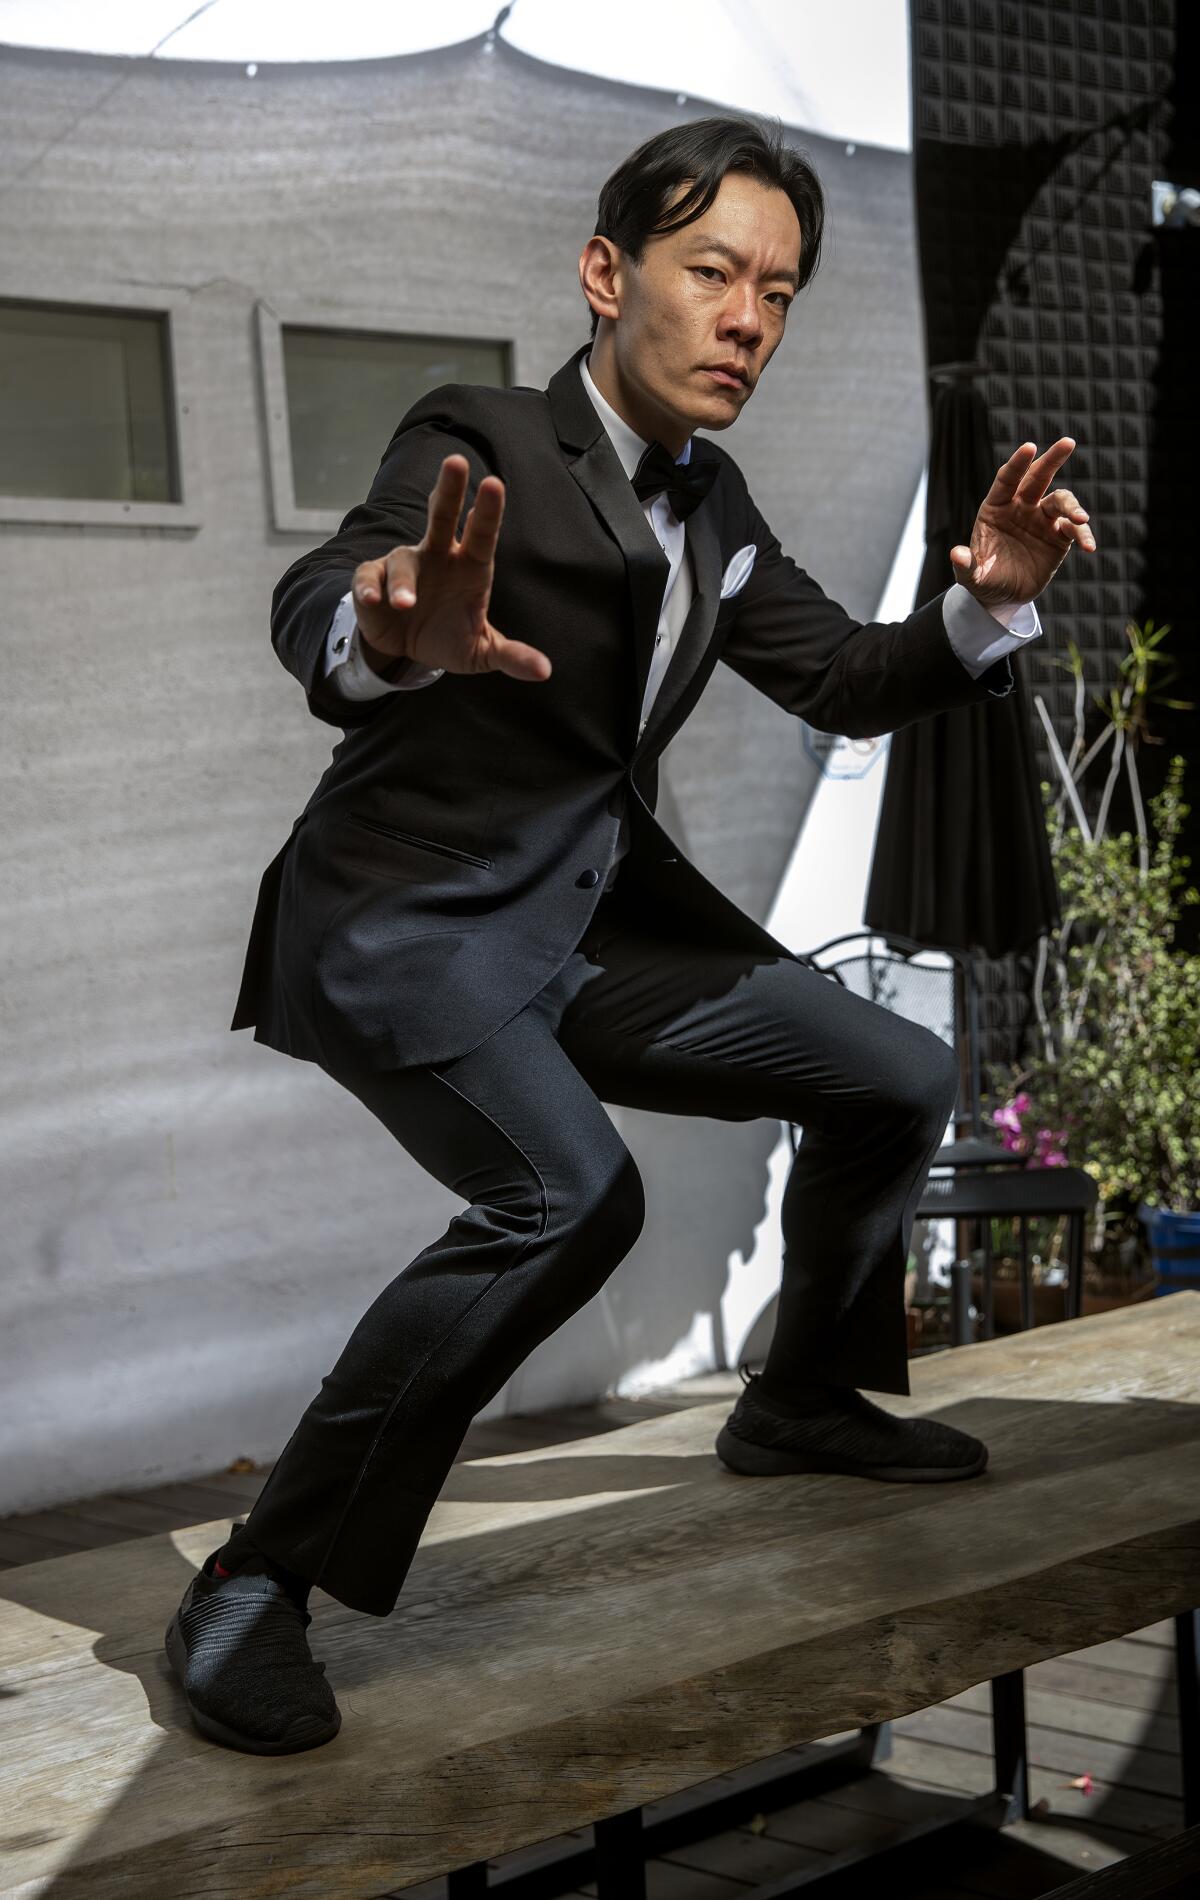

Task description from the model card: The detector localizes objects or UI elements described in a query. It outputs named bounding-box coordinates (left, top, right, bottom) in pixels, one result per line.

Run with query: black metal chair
left=801, top=930, right=1098, bottom=1346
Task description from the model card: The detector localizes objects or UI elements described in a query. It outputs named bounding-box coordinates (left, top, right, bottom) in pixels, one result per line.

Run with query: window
left=0, top=299, right=177, bottom=503
left=257, top=305, right=511, bottom=531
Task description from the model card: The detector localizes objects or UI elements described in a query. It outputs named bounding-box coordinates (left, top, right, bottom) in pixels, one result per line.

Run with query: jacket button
left=577, top=868, right=600, bottom=887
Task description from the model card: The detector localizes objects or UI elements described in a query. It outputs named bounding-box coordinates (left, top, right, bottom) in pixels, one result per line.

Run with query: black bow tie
left=630, top=439, right=719, bottom=521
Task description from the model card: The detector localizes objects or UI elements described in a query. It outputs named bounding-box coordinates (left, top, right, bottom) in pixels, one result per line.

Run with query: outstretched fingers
left=979, top=442, right=1035, bottom=507
left=425, top=454, right=471, bottom=554
left=1013, top=436, right=1076, bottom=505
left=982, top=437, right=1075, bottom=510
left=487, top=629, right=552, bottom=682
left=1041, top=486, right=1096, bottom=549
left=459, top=473, right=506, bottom=566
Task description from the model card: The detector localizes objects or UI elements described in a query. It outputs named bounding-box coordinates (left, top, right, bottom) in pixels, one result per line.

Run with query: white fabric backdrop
left=0, top=0, right=912, bottom=151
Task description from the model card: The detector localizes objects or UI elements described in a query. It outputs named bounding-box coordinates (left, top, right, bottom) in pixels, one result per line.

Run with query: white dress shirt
left=322, top=352, right=1041, bottom=708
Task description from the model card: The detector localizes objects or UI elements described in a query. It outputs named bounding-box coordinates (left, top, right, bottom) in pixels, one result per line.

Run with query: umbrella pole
left=953, top=959, right=978, bottom=1341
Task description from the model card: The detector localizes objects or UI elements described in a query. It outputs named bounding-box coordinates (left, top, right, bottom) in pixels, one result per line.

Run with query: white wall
left=0, top=35, right=926, bottom=1511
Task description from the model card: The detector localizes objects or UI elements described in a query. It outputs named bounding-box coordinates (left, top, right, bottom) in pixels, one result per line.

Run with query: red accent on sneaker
left=213, top=1559, right=233, bottom=1578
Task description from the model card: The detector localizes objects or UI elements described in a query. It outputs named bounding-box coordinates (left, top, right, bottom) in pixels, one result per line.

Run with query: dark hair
left=587, top=113, right=826, bottom=340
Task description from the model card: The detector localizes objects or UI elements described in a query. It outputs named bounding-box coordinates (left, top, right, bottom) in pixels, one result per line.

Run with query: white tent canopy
left=0, top=0, right=912, bottom=151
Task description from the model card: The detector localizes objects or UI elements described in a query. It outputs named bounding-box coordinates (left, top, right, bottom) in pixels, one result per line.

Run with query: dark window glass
left=0, top=301, right=176, bottom=501
left=282, top=328, right=509, bottom=512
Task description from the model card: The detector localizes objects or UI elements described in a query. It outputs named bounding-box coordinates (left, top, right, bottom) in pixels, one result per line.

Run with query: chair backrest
left=803, top=930, right=985, bottom=1140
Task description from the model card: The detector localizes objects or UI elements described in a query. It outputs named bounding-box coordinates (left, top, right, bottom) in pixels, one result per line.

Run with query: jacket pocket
left=345, top=811, right=493, bottom=869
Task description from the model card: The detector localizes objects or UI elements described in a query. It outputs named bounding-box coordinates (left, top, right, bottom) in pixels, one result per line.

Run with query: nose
left=719, top=292, right=762, bottom=348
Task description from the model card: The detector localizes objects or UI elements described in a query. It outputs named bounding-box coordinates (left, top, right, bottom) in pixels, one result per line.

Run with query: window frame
left=255, top=300, right=514, bottom=534
left=0, top=279, right=202, bottom=529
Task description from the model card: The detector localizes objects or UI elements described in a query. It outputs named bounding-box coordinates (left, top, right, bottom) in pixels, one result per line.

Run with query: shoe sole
left=714, top=1424, right=988, bottom=1483
left=164, top=1613, right=342, bottom=1754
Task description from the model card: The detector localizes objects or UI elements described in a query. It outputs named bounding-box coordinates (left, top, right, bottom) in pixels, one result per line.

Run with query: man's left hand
left=949, top=437, right=1097, bottom=610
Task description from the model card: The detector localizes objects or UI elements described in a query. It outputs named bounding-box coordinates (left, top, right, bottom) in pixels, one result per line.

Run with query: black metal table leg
left=1018, top=1215, right=1033, bottom=1333
left=438, top=1720, right=1010, bottom=1899
left=447, top=1862, right=489, bottom=1897
left=1177, top=1608, right=1199, bottom=1827
left=991, top=1667, right=1030, bottom=1822
left=1067, top=1211, right=1084, bottom=1319
left=950, top=1258, right=973, bottom=1346
left=594, top=1806, right=646, bottom=1900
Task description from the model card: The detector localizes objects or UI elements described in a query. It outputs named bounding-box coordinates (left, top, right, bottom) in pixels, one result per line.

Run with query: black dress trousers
left=240, top=880, right=960, bottom=1617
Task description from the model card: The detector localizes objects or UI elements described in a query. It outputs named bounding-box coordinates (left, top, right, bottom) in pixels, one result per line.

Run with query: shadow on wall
left=497, top=1107, right=782, bottom=1417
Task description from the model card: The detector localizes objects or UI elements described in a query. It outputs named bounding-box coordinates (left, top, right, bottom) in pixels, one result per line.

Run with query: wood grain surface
left=1, top=1295, right=1197, bottom=1899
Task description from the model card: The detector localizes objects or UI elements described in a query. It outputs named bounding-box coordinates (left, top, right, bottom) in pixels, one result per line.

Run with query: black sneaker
left=715, top=1362, right=988, bottom=1483
left=165, top=1551, right=342, bottom=1754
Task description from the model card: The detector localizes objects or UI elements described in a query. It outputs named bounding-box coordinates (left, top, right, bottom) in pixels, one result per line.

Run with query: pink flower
left=992, top=1095, right=1029, bottom=1135
left=990, top=1094, right=1066, bottom=1167
left=1029, top=1124, right=1070, bottom=1169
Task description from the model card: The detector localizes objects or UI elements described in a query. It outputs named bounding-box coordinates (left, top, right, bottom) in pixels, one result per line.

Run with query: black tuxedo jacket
left=231, top=340, right=1015, bottom=1073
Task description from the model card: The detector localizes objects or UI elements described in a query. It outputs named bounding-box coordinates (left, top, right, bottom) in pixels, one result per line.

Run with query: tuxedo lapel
left=545, top=341, right=724, bottom=753
left=638, top=500, right=722, bottom=752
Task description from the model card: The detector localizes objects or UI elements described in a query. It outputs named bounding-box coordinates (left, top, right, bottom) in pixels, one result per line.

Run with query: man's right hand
left=350, top=454, right=552, bottom=683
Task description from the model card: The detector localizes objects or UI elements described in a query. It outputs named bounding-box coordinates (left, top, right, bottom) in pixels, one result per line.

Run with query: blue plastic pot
left=1137, top=1202, right=1200, bottom=1295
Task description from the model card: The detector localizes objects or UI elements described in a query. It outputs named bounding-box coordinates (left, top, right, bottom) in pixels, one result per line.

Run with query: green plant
left=984, top=617, right=1199, bottom=1247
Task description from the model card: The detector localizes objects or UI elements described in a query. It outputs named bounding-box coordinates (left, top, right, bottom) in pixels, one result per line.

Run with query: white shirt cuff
left=323, top=589, right=446, bottom=697
left=942, top=582, right=1042, bottom=679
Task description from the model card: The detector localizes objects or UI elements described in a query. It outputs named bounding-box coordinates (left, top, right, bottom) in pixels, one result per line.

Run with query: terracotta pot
left=905, top=1303, right=955, bottom=1354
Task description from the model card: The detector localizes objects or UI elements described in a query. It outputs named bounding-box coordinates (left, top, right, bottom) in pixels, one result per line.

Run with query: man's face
left=581, top=169, right=802, bottom=452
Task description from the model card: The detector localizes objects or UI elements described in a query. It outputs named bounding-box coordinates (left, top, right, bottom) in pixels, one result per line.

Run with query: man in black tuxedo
left=168, top=116, right=1096, bottom=1753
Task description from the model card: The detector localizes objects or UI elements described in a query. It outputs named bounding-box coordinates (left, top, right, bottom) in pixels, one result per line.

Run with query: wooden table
left=2, top=1295, right=1198, bottom=1899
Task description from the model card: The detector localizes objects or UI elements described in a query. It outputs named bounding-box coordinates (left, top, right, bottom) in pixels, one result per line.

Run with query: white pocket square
left=719, top=544, right=757, bottom=600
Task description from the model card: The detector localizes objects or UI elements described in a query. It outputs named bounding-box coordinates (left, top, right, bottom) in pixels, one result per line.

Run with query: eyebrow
left=686, top=236, right=800, bottom=290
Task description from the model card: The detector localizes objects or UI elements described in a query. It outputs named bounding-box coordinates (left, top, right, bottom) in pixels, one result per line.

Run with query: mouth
left=702, top=365, right=748, bottom=390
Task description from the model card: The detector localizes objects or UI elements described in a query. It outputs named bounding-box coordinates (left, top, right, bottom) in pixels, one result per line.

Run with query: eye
left=691, top=266, right=791, bottom=311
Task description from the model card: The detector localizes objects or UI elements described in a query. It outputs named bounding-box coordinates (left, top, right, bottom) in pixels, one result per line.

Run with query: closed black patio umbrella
left=860, top=366, right=1069, bottom=1337
left=864, top=364, right=1061, bottom=964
